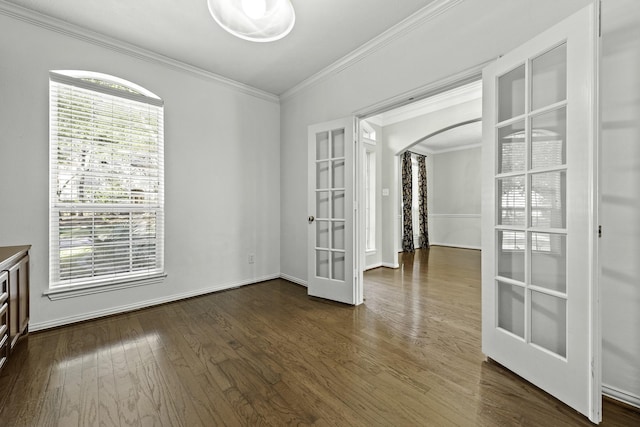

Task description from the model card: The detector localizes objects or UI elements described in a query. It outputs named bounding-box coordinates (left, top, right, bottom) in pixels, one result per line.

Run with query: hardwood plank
left=140, top=309, right=241, bottom=426
left=98, top=372, right=121, bottom=427
left=136, top=311, right=202, bottom=427
left=6, top=334, right=58, bottom=425
left=108, top=317, right=140, bottom=427
left=0, top=247, right=638, bottom=426
left=189, top=295, right=362, bottom=426
left=35, top=385, right=63, bottom=427
left=214, top=284, right=463, bottom=425
left=56, top=365, right=82, bottom=427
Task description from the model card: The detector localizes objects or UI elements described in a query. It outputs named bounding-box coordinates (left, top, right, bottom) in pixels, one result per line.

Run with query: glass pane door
left=481, top=5, right=598, bottom=421
left=307, top=117, right=359, bottom=305
left=495, top=43, right=569, bottom=358
left=314, top=129, right=346, bottom=281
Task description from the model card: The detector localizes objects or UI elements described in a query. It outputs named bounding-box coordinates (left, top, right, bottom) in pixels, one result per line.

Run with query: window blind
left=49, top=71, right=164, bottom=288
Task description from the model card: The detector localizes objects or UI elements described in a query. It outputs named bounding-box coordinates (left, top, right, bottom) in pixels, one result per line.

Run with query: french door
left=481, top=4, right=600, bottom=423
left=307, top=118, right=362, bottom=305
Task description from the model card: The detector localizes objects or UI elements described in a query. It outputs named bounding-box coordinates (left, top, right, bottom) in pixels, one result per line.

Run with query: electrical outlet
left=248, top=253, right=255, bottom=264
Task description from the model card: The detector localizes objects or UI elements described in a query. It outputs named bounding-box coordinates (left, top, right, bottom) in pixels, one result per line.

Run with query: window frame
left=363, top=141, right=376, bottom=252
left=46, top=71, right=166, bottom=299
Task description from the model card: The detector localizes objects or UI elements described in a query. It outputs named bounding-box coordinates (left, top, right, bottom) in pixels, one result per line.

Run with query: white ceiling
left=5, top=0, right=438, bottom=95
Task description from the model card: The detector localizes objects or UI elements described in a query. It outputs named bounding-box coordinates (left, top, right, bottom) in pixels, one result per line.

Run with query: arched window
left=48, top=71, right=165, bottom=292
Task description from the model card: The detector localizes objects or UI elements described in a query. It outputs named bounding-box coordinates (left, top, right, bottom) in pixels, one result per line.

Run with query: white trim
left=50, top=70, right=164, bottom=107
left=364, top=262, right=383, bottom=271
left=431, top=142, right=482, bottom=155
left=403, top=119, right=481, bottom=155
left=365, top=116, right=383, bottom=127
left=31, top=274, right=280, bottom=331
left=280, top=273, right=307, bottom=287
left=602, top=384, right=640, bottom=409
left=0, top=0, right=278, bottom=103
left=429, top=213, right=481, bottom=219
left=353, top=60, right=491, bottom=119
left=44, top=273, right=167, bottom=300
left=363, top=138, right=377, bottom=147
left=372, top=80, right=482, bottom=127
left=280, top=0, right=464, bottom=101
left=590, top=0, right=602, bottom=420
left=430, top=243, right=481, bottom=251
left=382, top=262, right=400, bottom=269
left=409, top=145, right=432, bottom=156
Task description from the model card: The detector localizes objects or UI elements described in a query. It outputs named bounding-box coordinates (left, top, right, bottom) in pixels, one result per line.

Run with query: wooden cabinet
left=0, top=245, right=30, bottom=373
left=7, top=254, right=29, bottom=350
left=0, top=271, right=8, bottom=371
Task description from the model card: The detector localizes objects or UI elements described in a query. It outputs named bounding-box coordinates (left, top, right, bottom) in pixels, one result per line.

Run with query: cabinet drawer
left=0, top=334, right=7, bottom=371
left=0, top=302, right=7, bottom=335
left=0, top=271, right=6, bottom=305
left=0, top=302, right=7, bottom=368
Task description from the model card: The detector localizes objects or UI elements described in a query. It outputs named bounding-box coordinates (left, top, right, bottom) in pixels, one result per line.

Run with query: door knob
left=308, top=216, right=315, bottom=223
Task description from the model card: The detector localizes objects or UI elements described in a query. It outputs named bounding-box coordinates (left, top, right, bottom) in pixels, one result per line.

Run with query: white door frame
left=354, top=65, right=487, bottom=272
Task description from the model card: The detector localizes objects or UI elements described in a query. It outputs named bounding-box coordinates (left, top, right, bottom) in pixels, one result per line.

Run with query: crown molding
left=280, top=0, right=465, bottom=102
left=430, top=142, right=481, bottom=155
left=407, top=145, right=433, bottom=156
left=405, top=141, right=481, bottom=158
left=0, top=1, right=279, bottom=104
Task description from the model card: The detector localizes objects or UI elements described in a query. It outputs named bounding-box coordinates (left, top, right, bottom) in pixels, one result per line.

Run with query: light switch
left=382, top=188, right=390, bottom=196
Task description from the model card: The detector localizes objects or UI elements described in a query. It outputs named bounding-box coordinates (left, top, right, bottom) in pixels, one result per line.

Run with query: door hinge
left=598, top=225, right=602, bottom=238
left=598, top=0, right=602, bottom=38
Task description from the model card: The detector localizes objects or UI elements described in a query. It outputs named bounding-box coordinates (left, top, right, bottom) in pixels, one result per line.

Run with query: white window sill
left=44, top=272, right=167, bottom=300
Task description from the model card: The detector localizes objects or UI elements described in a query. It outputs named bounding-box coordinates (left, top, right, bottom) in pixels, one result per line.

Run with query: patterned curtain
left=401, top=151, right=414, bottom=252
left=417, top=155, right=430, bottom=249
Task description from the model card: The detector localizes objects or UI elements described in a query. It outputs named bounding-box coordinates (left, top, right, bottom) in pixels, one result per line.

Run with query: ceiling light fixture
left=207, top=0, right=295, bottom=42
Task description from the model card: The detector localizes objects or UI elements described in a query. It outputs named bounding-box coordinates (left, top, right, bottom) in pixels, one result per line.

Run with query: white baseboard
left=430, top=242, right=481, bottom=251
left=280, top=273, right=308, bottom=287
left=429, top=213, right=481, bottom=218
left=382, top=262, right=400, bottom=269
left=30, top=274, right=280, bottom=332
left=603, top=384, right=640, bottom=409
left=365, top=262, right=383, bottom=271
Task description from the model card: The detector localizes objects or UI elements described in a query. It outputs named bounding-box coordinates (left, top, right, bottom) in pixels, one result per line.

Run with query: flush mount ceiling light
left=207, top=0, right=295, bottom=42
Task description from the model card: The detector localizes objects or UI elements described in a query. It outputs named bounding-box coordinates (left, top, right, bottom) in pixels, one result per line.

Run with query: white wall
left=430, top=147, right=481, bottom=249
left=0, top=14, right=281, bottom=329
left=600, top=0, right=640, bottom=406
left=280, top=0, right=590, bottom=283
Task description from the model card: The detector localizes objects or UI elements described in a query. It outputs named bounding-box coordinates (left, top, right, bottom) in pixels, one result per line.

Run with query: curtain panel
left=417, top=154, right=430, bottom=249
left=401, top=151, right=414, bottom=252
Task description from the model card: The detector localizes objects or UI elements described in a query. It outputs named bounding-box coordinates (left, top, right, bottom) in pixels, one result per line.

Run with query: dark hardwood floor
left=0, top=246, right=638, bottom=426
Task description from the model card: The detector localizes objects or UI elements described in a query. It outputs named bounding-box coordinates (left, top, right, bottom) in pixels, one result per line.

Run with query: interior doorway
left=357, top=79, right=483, bottom=271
